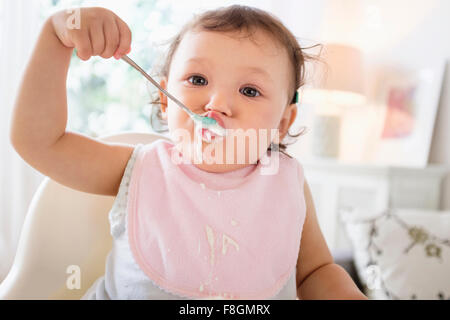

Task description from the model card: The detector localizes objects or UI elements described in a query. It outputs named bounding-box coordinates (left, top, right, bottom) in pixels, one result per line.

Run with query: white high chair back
left=0, top=132, right=171, bottom=299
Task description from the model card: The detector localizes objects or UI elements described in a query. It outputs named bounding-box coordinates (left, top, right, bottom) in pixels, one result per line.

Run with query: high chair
left=0, top=132, right=171, bottom=299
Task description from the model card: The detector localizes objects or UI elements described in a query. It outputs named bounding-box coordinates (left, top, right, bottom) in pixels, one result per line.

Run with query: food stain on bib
left=200, top=225, right=240, bottom=297
left=222, top=234, right=239, bottom=255
left=205, top=225, right=215, bottom=266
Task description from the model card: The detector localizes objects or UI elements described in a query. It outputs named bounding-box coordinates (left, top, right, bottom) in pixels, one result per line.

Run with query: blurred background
left=0, top=0, right=449, bottom=299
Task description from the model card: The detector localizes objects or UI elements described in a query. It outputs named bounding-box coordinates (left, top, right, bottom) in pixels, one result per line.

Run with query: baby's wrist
left=47, top=10, right=76, bottom=49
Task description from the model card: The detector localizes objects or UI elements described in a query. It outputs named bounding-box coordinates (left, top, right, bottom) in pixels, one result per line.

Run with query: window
left=40, top=0, right=272, bottom=137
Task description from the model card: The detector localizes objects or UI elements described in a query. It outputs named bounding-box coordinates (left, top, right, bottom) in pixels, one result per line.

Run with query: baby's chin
left=172, top=139, right=260, bottom=173
left=192, top=161, right=255, bottom=174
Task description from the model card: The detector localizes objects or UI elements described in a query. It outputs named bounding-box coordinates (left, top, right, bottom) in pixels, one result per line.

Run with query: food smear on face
left=204, top=128, right=212, bottom=142
left=194, top=122, right=203, bottom=163
left=196, top=115, right=226, bottom=137
left=201, top=127, right=223, bottom=143
left=192, top=115, right=226, bottom=166
left=206, top=121, right=226, bottom=137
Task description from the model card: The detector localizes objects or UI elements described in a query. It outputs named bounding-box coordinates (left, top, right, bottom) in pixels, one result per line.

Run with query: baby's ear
left=278, top=103, right=298, bottom=140
left=159, top=77, right=168, bottom=120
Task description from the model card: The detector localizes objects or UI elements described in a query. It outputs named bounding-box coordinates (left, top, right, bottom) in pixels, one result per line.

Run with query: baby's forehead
left=182, top=28, right=287, bottom=59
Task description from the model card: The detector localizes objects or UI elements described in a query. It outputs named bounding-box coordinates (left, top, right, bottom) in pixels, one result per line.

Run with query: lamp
left=302, top=43, right=366, bottom=159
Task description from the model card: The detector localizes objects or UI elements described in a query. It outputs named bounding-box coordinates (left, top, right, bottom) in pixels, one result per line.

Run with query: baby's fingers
left=100, top=17, right=120, bottom=59
left=73, top=29, right=92, bottom=61
left=113, top=17, right=132, bottom=59
left=89, top=21, right=105, bottom=56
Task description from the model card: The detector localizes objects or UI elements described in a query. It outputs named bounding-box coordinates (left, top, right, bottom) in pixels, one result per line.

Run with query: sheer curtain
left=0, top=0, right=44, bottom=282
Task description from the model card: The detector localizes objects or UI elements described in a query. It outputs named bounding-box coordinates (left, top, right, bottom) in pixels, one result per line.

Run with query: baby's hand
left=50, top=7, right=131, bottom=61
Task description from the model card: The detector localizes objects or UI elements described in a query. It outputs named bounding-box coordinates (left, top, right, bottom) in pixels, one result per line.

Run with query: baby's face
left=160, top=29, right=297, bottom=173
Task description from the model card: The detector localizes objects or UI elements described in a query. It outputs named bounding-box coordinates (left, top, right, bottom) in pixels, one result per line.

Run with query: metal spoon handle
left=120, top=55, right=193, bottom=117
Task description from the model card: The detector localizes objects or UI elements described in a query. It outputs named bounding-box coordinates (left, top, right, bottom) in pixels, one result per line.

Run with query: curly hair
left=148, top=5, right=322, bottom=158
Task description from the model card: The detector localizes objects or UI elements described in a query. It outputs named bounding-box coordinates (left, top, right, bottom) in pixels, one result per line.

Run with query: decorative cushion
left=340, top=208, right=450, bottom=300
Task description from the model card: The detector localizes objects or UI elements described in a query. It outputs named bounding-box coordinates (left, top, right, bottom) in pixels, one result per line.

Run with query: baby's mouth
left=200, top=127, right=222, bottom=143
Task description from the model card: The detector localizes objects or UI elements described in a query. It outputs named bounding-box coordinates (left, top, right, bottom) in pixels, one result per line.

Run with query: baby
left=10, top=5, right=367, bottom=300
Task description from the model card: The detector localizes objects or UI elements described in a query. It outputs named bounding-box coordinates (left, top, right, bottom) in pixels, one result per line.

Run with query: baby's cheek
left=245, top=117, right=276, bottom=148
left=257, top=128, right=272, bottom=149
left=168, top=109, right=193, bottom=135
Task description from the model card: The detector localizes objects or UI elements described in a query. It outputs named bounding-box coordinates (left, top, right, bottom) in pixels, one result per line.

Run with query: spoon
left=120, top=55, right=226, bottom=137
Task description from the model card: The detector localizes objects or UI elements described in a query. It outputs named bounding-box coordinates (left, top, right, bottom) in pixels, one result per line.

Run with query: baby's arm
left=10, top=7, right=134, bottom=196
left=295, top=180, right=368, bottom=300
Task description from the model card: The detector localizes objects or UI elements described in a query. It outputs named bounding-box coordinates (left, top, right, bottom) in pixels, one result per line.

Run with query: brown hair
left=149, top=5, right=321, bottom=158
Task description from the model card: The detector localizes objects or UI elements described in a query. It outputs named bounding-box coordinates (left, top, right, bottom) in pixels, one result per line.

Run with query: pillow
left=340, top=208, right=450, bottom=300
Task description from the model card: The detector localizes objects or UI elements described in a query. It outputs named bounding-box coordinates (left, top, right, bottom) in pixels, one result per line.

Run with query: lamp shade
left=303, top=43, right=366, bottom=106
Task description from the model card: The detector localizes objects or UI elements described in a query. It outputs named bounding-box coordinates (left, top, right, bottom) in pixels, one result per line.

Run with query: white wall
left=272, top=0, right=450, bottom=209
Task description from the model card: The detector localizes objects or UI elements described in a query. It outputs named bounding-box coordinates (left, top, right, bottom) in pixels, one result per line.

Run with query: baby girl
left=10, top=5, right=367, bottom=300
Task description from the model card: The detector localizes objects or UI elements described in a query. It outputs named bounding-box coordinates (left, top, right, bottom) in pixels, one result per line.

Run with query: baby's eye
left=240, top=87, right=261, bottom=98
left=188, top=75, right=208, bottom=86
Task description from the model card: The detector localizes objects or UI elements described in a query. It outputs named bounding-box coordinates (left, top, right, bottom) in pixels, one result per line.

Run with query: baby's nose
left=205, top=93, right=231, bottom=116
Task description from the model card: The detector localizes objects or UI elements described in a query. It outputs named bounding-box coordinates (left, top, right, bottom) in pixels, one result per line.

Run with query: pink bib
left=127, top=140, right=306, bottom=299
